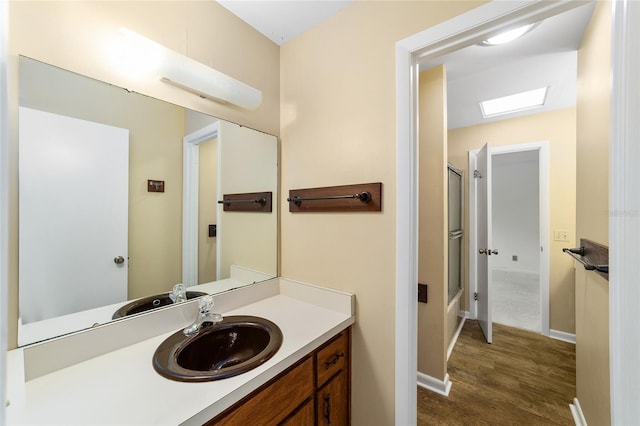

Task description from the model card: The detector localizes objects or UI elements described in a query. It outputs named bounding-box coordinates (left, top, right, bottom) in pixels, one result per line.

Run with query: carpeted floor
left=492, top=270, right=540, bottom=332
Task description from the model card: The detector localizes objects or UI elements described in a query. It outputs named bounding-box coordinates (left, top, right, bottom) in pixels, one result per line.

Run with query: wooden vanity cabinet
left=208, top=327, right=351, bottom=426
left=315, top=329, right=350, bottom=425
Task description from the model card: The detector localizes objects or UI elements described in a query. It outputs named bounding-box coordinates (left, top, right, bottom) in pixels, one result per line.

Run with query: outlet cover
left=553, top=229, right=570, bottom=242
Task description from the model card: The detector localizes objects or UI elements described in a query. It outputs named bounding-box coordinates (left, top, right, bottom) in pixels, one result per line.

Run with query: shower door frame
left=447, top=163, right=464, bottom=304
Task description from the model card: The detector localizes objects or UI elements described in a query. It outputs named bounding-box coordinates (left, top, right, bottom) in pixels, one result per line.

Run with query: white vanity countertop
left=6, top=278, right=355, bottom=425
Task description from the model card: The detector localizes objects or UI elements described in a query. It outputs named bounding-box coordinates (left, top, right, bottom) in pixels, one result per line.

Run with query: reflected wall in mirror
left=17, top=56, right=278, bottom=346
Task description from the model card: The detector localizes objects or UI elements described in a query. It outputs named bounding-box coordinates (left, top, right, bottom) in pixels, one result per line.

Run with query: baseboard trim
left=447, top=316, right=466, bottom=360
left=570, top=398, right=587, bottom=426
left=550, top=329, right=576, bottom=344
left=417, top=372, right=452, bottom=397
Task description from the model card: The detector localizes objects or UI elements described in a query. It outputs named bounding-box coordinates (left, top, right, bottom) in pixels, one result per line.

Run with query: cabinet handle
left=323, top=393, right=332, bottom=424
left=324, top=352, right=345, bottom=370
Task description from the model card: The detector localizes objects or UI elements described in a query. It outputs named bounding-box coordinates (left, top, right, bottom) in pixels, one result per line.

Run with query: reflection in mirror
left=17, top=56, right=278, bottom=346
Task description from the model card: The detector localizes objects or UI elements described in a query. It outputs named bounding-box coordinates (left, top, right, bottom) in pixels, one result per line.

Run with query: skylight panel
left=480, top=87, right=549, bottom=118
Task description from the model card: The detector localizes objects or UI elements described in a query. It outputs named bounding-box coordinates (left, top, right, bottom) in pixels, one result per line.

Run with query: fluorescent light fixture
left=480, top=87, right=548, bottom=118
left=481, top=23, right=537, bottom=46
left=114, top=29, right=262, bottom=110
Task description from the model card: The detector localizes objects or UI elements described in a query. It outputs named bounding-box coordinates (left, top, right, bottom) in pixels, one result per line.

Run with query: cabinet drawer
left=211, top=356, right=314, bottom=426
left=316, top=331, right=348, bottom=387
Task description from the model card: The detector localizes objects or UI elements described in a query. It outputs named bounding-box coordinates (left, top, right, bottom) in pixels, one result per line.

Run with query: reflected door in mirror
left=19, top=107, right=129, bottom=327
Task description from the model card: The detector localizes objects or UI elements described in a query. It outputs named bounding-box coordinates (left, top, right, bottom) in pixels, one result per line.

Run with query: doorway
left=492, top=150, right=540, bottom=332
left=394, top=4, right=592, bottom=423
left=492, top=149, right=543, bottom=332
left=469, top=142, right=550, bottom=341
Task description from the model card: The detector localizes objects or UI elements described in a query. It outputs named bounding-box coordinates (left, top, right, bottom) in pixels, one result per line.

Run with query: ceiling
left=419, top=2, right=595, bottom=129
left=217, top=0, right=354, bottom=45
left=218, top=1, right=595, bottom=129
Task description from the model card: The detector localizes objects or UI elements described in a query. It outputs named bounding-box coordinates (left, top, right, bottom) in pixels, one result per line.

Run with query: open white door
left=475, top=143, right=494, bottom=343
left=19, top=107, right=129, bottom=326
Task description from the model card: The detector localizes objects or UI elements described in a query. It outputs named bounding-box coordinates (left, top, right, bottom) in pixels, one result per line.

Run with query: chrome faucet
left=183, top=295, right=223, bottom=337
left=169, top=283, right=187, bottom=303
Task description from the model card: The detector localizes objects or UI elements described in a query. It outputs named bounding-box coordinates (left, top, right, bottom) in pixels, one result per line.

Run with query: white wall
left=492, top=152, right=540, bottom=274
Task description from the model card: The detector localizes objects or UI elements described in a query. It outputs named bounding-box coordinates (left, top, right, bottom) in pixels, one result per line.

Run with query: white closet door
left=19, top=107, right=129, bottom=324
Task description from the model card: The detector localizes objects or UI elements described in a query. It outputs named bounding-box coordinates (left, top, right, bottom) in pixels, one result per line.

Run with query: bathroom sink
left=152, top=315, right=283, bottom=382
left=111, top=291, right=208, bottom=319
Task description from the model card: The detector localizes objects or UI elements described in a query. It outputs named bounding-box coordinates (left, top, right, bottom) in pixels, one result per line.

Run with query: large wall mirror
left=17, top=56, right=278, bottom=346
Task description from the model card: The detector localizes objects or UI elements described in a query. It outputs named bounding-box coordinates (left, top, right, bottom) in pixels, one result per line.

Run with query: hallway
left=418, top=321, right=575, bottom=425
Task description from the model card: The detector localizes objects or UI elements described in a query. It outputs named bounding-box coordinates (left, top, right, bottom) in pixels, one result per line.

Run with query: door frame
left=182, top=121, right=219, bottom=287
left=609, top=1, right=640, bottom=422
left=1, top=2, right=8, bottom=422
left=468, top=142, right=550, bottom=336
left=394, top=1, right=633, bottom=424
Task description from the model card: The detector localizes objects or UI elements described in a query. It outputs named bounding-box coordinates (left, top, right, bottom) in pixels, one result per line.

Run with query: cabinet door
left=316, top=370, right=348, bottom=426
left=210, top=357, right=313, bottom=425
left=280, top=399, right=314, bottom=426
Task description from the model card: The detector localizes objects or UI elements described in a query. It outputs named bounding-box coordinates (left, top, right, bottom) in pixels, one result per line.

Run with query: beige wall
left=449, top=108, right=577, bottom=333
left=417, top=66, right=448, bottom=381
left=280, top=2, right=483, bottom=423
left=576, top=0, right=610, bottom=245
left=575, top=2, right=611, bottom=423
left=7, top=1, right=280, bottom=349
left=8, top=1, right=279, bottom=135
left=218, top=121, right=278, bottom=279
left=575, top=266, right=610, bottom=425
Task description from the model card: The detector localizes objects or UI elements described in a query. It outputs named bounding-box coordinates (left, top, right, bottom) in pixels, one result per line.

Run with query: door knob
left=478, top=248, right=487, bottom=255
left=113, top=256, right=125, bottom=264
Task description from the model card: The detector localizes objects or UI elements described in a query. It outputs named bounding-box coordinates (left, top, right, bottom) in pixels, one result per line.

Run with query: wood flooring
left=417, top=320, right=576, bottom=425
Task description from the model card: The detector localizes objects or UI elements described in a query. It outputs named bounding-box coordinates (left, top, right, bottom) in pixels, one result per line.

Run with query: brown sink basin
left=152, top=315, right=283, bottom=382
left=112, top=291, right=208, bottom=319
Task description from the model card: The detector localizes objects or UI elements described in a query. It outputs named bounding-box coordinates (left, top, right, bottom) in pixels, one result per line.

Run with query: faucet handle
left=171, top=283, right=187, bottom=303
left=183, top=295, right=219, bottom=337
left=198, top=294, right=215, bottom=313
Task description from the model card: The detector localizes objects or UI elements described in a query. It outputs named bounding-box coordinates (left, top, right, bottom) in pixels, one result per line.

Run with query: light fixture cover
left=480, top=87, right=549, bottom=118
left=481, top=23, right=537, bottom=46
left=117, top=29, right=262, bottom=110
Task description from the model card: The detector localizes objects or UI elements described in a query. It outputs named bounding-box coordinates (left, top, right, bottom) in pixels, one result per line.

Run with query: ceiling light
left=111, top=29, right=262, bottom=110
left=481, top=23, right=537, bottom=46
left=480, top=87, right=548, bottom=118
